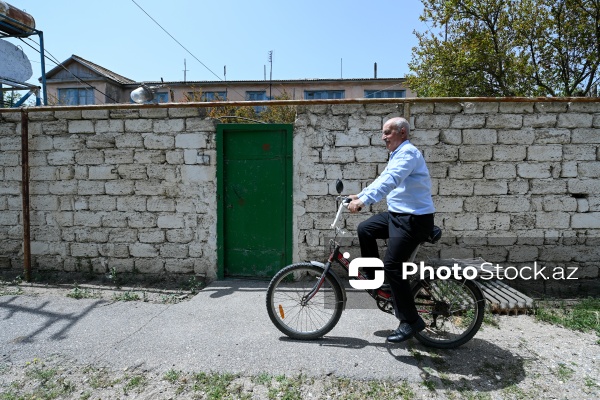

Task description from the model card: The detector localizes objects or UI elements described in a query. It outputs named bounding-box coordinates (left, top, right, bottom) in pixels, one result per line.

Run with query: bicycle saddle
left=425, top=225, right=442, bottom=244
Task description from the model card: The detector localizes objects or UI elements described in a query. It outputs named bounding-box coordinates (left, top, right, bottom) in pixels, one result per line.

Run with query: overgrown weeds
left=534, top=297, right=600, bottom=342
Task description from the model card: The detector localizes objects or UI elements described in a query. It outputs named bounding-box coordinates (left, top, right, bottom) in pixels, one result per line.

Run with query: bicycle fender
left=310, top=261, right=347, bottom=310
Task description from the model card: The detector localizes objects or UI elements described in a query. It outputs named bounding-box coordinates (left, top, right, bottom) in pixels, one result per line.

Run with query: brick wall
left=1, top=99, right=599, bottom=294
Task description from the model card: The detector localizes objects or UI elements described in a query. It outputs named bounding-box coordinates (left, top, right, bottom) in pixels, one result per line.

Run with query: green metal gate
left=217, top=124, right=293, bottom=278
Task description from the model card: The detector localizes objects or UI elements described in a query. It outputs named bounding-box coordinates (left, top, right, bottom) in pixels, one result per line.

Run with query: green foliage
left=123, top=375, right=146, bottom=395
left=408, top=0, right=600, bottom=97
left=208, top=91, right=296, bottom=124
left=66, top=285, right=97, bottom=299
left=112, top=291, right=141, bottom=302
left=534, top=297, right=600, bottom=340
left=257, top=92, right=297, bottom=124
left=2, top=91, right=21, bottom=108
left=163, top=369, right=181, bottom=383
left=192, top=372, right=236, bottom=399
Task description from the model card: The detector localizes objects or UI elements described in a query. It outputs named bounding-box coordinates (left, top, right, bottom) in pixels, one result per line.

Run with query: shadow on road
left=202, top=279, right=269, bottom=299
left=279, top=334, right=525, bottom=391
left=0, top=296, right=106, bottom=342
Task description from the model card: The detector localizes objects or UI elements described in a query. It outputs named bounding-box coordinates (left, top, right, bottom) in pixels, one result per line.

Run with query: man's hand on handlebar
left=347, top=196, right=364, bottom=213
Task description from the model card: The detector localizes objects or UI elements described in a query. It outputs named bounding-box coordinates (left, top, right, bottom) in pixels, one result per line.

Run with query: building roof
left=131, top=77, right=407, bottom=87
left=44, top=55, right=406, bottom=88
left=45, top=54, right=136, bottom=85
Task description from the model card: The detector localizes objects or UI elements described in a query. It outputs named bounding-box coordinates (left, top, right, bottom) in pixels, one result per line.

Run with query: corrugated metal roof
left=130, top=77, right=407, bottom=86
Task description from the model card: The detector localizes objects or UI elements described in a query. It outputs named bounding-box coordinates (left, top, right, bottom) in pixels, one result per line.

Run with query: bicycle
left=266, top=180, right=486, bottom=349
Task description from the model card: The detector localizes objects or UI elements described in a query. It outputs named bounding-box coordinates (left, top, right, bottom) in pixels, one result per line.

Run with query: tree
left=2, top=90, right=22, bottom=107
left=407, top=0, right=600, bottom=97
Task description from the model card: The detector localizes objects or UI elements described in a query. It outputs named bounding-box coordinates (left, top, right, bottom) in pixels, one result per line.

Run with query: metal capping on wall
left=0, top=95, right=599, bottom=114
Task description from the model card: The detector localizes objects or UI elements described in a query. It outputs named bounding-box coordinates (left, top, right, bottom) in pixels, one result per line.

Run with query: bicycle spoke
left=267, top=265, right=342, bottom=338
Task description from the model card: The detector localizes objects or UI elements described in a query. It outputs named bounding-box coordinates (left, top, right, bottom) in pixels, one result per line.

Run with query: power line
left=129, top=0, right=245, bottom=99
left=130, top=0, right=220, bottom=81
left=19, top=37, right=119, bottom=104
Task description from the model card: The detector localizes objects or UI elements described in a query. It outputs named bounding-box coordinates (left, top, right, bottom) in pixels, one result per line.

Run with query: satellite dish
left=130, top=85, right=156, bottom=104
left=0, top=39, right=33, bottom=82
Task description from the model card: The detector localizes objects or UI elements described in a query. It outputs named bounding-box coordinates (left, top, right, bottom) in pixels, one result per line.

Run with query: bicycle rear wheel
left=412, top=278, right=485, bottom=349
left=266, top=263, right=344, bottom=340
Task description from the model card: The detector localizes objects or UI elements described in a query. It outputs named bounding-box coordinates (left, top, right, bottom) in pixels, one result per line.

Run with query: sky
left=3, top=0, right=430, bottom=87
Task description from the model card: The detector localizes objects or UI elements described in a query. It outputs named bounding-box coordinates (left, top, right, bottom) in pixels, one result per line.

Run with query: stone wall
left=1, top=99, right=599, bottom=294
left=293, top=100, right=600, bottom=295
left=0, top=107, right=218, bottom=280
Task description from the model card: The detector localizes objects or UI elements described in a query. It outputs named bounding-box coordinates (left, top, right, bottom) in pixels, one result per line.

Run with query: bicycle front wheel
left=266, top=263, right=344, bottom=340
left=412, top=278, right=485, bottom=349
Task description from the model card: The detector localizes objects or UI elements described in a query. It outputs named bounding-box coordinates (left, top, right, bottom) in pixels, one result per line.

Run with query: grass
left=585, top=376, right=598, bottom=389
left=112, top=291, right=141, bottom=302
left=0, top=278, right=23, bottom=296
left=1, top=359, right=76, bottom=400
left=66, top=285, right=97, bottom=300
left=183, top=276, right=204, bottom=294
left=163, top=369, right=181, bottom=383
left=123, top=374, right=147, bottom=394
left=534, top=297, right=600, bottom=342
left=323, top=376, right=415, bottom=400
left=555, top=363, right=574, bottom=381
left=1, top=359, right=596, bottom=400
left=193, top=372, right=236, bottom=399
left=268, top=375, right=303, bottom=400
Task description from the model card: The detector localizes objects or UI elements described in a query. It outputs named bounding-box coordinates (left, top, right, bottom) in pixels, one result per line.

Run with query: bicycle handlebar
left=330, top=196, right=361, bottom=229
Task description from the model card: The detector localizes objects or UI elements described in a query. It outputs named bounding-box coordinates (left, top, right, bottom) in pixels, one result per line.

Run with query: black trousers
left=357, top=212, right=434, bottom=323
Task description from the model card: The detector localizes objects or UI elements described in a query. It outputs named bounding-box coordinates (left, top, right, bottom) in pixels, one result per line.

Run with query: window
left=304, top=90, right=345, bottom=100
left=364, top=90, right=406, bottom=99
left=246, top=91, right=267, bottom=112
left=201, top=91, right=227, bottom=101
left=154, top=92, right=169, bottom=103
left=246, top=91, right=267, bottom=101
left=58, top=88, right=95, bottom=105
left=185, top=91, right=203, bottom=102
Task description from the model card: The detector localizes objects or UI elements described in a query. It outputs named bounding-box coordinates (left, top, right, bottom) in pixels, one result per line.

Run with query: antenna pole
left=268, top=50, right=273, bottom=99
left=183, top=59, right=188, bottom=82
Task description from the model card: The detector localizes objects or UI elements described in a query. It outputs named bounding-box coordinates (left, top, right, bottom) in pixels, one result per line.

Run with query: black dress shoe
left=386, top=316, right=426, bottom=343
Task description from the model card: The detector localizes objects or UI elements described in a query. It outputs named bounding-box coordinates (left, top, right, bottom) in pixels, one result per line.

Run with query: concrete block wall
left=293, top=101, right=600, bottom=292
left=1, top=99, right=599, bottom=293
left=0, top=107, right=218, bottom=280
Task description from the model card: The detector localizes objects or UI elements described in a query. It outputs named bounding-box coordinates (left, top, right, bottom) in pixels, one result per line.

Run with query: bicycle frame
left=266, top=189, right=486, bottom=347
left=304, top=196, right=422, bottom=308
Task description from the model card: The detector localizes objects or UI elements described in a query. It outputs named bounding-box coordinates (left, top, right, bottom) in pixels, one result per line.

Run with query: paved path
left=1, top=280, right=598, bottom=391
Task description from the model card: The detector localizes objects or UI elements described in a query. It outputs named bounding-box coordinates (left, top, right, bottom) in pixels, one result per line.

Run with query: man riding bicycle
left=347, top=117, right=435, bottom=343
